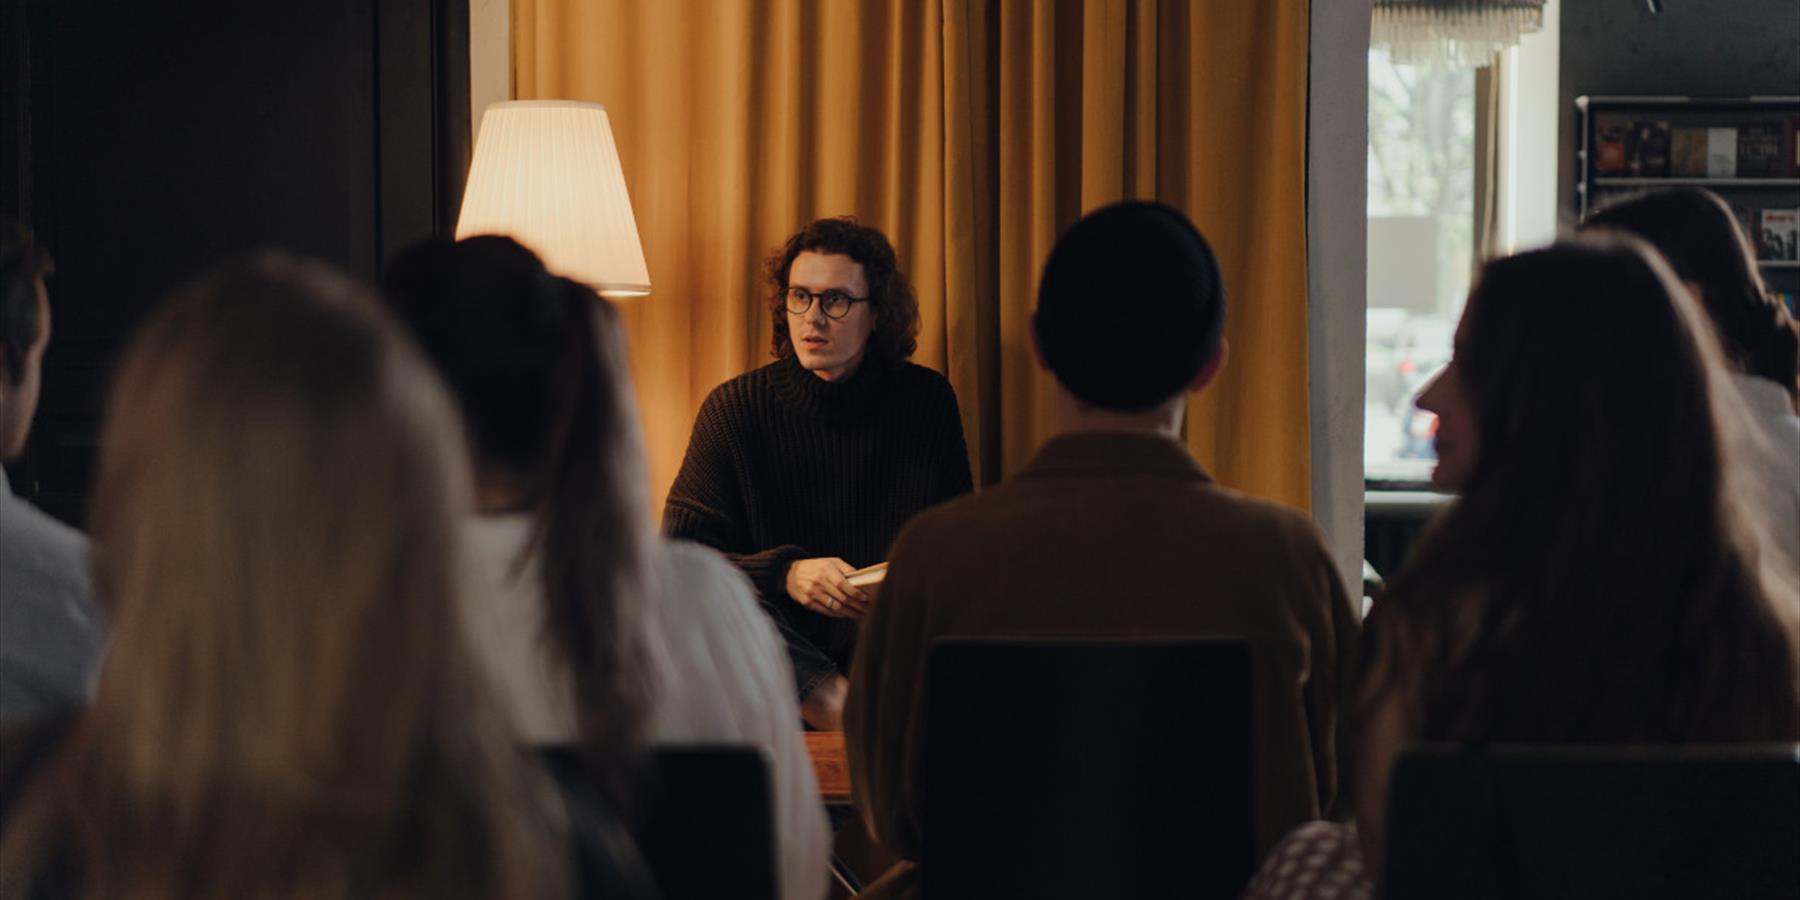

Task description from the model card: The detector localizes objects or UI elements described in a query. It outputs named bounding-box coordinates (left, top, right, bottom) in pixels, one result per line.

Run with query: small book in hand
left=847, top=562, right=888, bottom=594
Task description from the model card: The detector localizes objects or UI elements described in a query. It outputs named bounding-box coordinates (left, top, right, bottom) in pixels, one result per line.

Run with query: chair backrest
left=922, top=638, right=1255, bottom=900
left=1384, top=744, right=1800, bottom=900
left=637, top=745, right=778, bottom=900
left=535, top=745, right=659, bottom=900
left=540, top=743, right=776, bottom=900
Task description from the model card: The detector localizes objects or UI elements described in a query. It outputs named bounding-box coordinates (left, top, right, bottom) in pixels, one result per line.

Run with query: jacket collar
left=1016, top=430, right=1213, bottom=483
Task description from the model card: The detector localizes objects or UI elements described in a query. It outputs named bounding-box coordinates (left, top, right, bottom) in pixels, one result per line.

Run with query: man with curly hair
left=664, top=217, right=972, bottom=729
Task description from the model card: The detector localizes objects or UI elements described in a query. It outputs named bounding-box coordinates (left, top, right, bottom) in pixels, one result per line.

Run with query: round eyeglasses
left=784, top=286, right=867, bottom=320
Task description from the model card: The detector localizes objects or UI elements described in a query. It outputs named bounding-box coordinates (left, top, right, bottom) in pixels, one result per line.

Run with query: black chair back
left=536, top=745, right=659, bottom=900
left=637, top=744, right=778, bottom=900
left=540, top=743, right=775, bottom=900
left=922, top=638, right=1255, bottom=900
left=1384, top=744, right=1800, bottom=900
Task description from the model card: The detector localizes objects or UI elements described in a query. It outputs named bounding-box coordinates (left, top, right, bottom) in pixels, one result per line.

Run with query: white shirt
left=462, top=516, right=830, bottom=900
left=0, top=468, right=103, bottom=725
left=1729, top=374, right=1800, bottom=589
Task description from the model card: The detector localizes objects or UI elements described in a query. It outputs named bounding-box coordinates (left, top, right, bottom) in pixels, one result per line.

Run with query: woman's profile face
left=1416, top=312, right=1480, bottom=492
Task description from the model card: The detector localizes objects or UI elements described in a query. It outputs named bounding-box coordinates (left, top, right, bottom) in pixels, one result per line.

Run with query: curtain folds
left=514, top=0, right=1312, bottom=513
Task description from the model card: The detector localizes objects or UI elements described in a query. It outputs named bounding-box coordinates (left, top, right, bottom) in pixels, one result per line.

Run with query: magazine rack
left=1576, top=95, right=1800, bottom=312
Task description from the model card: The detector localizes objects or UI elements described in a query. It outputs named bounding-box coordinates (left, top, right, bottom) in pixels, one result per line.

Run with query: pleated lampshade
left=456, top=100, right=651, bottom=297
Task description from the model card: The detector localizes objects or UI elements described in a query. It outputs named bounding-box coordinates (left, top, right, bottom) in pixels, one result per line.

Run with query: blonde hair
left=0, top=255, right=567, bottom=899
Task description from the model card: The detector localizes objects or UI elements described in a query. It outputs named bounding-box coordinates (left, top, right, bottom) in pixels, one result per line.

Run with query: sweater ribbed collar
left=771, top=352, right=892, bottom=420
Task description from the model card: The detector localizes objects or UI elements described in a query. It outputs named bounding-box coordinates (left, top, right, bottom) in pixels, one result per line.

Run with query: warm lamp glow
left=456, top=101, right=651, bottom=297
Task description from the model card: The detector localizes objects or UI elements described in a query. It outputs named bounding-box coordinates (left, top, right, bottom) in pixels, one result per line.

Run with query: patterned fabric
left=1241, top=820, right=1374, bottom=900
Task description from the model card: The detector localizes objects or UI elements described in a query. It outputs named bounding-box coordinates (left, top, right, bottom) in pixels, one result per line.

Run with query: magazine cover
left=1594, top=115, right=1631, bottom=174
left=1628, top=121, right=1671, bottom=176
left=1707, top=127, right=1739, bottom=178
left=1671, top=127, right=1709, bottom=177
left=1738, top=122, right=1782, bottom=178
left=1790, top=117, right=1800, bottom=175
left=1760, top=208, right=1799, bottom=261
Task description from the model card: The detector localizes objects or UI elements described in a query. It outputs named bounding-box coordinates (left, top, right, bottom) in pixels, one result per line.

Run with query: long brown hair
left=382, top=237, right=651, bottom=802
left=1583, top=187, right=1800, bottom=405
left=1375, top=239, right=1800, bottom=745
left=0, top=255, right=567, bottom=899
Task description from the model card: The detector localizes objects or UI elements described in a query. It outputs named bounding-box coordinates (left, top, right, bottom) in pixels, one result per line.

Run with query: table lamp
left=456, top=100, right=651, bottom=298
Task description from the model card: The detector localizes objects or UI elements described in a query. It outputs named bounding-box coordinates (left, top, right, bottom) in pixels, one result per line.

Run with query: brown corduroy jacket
left=845, top=431, right=1360, bottom=897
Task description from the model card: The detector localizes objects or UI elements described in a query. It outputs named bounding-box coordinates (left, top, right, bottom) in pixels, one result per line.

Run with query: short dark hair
left=765, top=217, right=919, bottom=365
left=1033, top=202, right=1225, bottom=411
left=1, top=221, right=54, bottom=384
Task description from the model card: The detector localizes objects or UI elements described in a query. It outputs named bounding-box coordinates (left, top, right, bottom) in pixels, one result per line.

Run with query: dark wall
left=1557, top=0, right=1800, bottom=223
left=3, top=0, right=469, bottom=524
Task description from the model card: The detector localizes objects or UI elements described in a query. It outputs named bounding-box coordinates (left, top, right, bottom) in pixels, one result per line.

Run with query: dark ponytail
left=532, top=279, right=653, bottom=804
left=1584, top=188, right=1800, bottom=403
left=382, top=237, right=651, bottom=803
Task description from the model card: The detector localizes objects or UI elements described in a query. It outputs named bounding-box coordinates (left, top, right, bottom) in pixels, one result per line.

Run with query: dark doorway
left=2, top=0, right=470, bottom=525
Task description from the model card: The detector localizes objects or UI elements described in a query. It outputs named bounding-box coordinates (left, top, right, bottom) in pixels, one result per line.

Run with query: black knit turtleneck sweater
left=663, top=353, right=973, bottom=699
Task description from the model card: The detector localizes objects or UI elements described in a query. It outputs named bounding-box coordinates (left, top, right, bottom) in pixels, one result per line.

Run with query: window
left=1364, top=48, right=1476, bottom=486
left=1363, top=0, right=1562, bottom=488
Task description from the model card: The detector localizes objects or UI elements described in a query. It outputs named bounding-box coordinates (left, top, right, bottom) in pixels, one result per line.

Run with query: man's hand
left=801, top=674, right=849, bottom=731
left=786, top=557, right=869, bottom=618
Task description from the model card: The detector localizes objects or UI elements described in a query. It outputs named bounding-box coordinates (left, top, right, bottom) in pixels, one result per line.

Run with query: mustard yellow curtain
left=514, top=0, right=1312, bottom=512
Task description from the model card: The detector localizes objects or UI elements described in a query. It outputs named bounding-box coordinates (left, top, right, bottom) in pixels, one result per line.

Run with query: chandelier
left=1372, top=0, right=1549, bottom=68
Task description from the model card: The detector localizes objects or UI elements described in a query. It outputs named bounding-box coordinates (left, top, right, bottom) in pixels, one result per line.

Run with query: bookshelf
left=1577, top=95, right=1800, bottom=313
left=1592, top=177, right=1800, bottom=188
